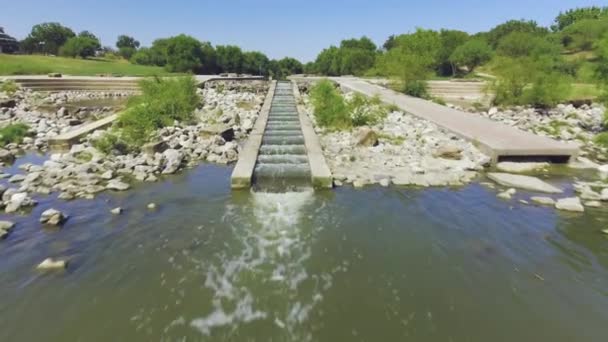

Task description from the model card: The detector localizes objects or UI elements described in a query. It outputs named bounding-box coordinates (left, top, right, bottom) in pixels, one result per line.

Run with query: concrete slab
left=230, top=81, right=277, bottom=189
left=48, top=114, right=117, bottom=149
left=292, top=76, right=579, bottom=164
left=292, top=81, right=333, bottom=189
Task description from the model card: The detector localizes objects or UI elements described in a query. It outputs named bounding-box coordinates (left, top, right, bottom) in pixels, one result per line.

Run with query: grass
left=569, top=83, right=602, bottom=100
left=0, top=123, right=30, bottom=146
left=0, top=54, right=173, bottom=76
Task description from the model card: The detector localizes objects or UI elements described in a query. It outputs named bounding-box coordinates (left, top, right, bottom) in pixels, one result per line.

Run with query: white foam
left=191, top=189, right=328, bottom=338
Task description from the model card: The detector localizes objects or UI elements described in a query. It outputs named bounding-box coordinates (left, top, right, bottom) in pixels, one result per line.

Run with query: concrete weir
left=231, top=81, right=332, bottom=189
left=292, top=76, right=579, bottom=164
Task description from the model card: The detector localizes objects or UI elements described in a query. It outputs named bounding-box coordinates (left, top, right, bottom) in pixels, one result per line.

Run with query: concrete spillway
left=231, top=81, right=332, bottom=190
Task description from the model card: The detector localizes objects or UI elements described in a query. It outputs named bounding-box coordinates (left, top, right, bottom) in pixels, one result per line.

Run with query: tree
left=118, top=47, right=137, bottom=59
left=314, top=46, right=341, bottom=76
left=450, top=39, right=493, bottom=74
left=497, top=32, right=561, bottom=58
left=437, top=29, right=469, bottom=76
left=553, top=6, right=608, bottom=31
left=383, top=35, right=397, bottom=50
left=242, top=51, right=270, bottom=75
left=278, top=57, right=303, bottom=75
left=116, top=35, right=140, bottom=49
left=59, top=35, right=100, bottom=58
left=164, top=35, right=204, bottom=72
left=22, top=22, right=75, bottom=54
left=380, top=28, right=441, bottom=96
left=198, top=42, right=218, bottom=74
left=486, top=20, right=549, bottom=48
left=560, top=18, right=608, bottom=51
left=215, top=45, right=244, bottom=73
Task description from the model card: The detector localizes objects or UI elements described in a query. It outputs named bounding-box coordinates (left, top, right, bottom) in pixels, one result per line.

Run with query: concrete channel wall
left=292, top=81, right=333, bottom=189
left=230, top=81, right=277, bottom=189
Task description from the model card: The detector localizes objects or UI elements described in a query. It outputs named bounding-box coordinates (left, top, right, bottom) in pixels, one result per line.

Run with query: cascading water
left=253, top=81, right=311, bottom=192
left=190, top=82, right=328, bottom=340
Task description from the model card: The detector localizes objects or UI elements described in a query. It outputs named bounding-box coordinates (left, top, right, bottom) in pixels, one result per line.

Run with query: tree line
left=304, top=6, right=608, bottom=107
left=15, top=23, right=304, bottom=79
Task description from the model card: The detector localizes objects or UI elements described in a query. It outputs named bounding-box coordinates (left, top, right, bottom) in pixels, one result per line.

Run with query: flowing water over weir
left=253, top=81, right=311, bottom=191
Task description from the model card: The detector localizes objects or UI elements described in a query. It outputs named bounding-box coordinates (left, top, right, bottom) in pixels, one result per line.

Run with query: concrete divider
left=230, top=81, right=277, bottom=189
left=48, top=114, right=118, bottom=149
left=292, top=81, right=333, bottom=188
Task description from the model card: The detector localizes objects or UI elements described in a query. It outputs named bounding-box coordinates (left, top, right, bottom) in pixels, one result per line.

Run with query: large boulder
left=0, top=148, right=15, bottom=163
left=433, top=143, right=462, bottom=160
left=0, top=99, right=16, bottom=108
left=355, top=127, right=378, bottom=147
left=40, top=208, right=68, bottom=225
left=162, top=149, right=184, bottom=174
left=0, top=220, right=15, bottom=240
left=487, top=173, right=562, bottom=194
left=555, top=197, right=584, bottom=212
left=106, top=179, right=130, bottom=191
left=200, top=124, right=235, bottom=142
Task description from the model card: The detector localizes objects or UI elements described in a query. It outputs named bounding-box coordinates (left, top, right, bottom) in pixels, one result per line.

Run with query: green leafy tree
left=450, top=39, right=493, bottom=74
left=561, top=18, right=608, bottom=51
left=216, top=45, right=244, bottom=73
left=21, top=22, right=75, bottom=54
left=164, top=35, right=204, bottom=72
left=314, top=46, right=341, bottom=76
left=59, top=32, right=100, bottom=59
left=242, top=51, right=270, bottom=75
left=116, top=35, right=140, bottom=49
left=118, top=47, right=136, bottom=59
left=437, top=29, right=469, bottom=76
left=380, top=28, right=441, bottom=96
left=553, top=6, right=608, bottom=31
left=497, top=32, right=561, bottom=58
left=383, top=35, right=397, bottom=50
left=486, top=20, right=549, bottom=48
left=309, top=79, right=350, bottom=128
left=198, top=42, right=218, bottom=74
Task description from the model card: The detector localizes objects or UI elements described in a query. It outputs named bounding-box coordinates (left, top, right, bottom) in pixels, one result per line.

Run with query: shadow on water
left=0, top=164, right=607, bottom=341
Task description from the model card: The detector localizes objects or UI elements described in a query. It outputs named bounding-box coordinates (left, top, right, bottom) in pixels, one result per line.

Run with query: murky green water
left=0, top=163, right=607, bottom=341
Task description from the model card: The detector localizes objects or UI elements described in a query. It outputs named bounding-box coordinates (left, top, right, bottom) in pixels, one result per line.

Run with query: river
left=0, top=163, right=607, bottom=341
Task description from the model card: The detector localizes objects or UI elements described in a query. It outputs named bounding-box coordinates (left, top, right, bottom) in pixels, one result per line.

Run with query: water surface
left=0, top=164, right=607, bottom=341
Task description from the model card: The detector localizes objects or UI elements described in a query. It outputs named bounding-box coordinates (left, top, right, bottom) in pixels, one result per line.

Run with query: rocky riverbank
left=0, top=82, right=267, bottom=219
left=300, top=88, right=491, bottom=187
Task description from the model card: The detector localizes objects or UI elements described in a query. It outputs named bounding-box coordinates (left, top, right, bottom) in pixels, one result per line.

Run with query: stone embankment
left=0, top=82, right=268, bottom=230
left=300, top=86, right=491, bottom=188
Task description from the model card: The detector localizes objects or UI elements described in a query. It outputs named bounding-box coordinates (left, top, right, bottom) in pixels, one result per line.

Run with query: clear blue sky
left=1, top=0, right=603, bottom=62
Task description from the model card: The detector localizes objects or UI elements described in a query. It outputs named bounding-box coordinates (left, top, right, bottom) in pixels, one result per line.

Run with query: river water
left=0, top=163, right=607, bottom=341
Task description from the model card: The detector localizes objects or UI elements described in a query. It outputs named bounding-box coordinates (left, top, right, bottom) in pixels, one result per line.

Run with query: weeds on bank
left=309, top=79, right=390, bottom=130
left=0, top=123, right=30, bottom=146
left=97, top=76, right=200, bottom=150
left=0, top=80, right=19, bottom=95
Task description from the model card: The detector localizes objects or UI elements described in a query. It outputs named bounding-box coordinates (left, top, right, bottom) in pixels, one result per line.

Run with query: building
left=0, top=27, right=19, bottom=54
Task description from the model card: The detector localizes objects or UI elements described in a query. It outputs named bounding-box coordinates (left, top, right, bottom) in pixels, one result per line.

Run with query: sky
left=1, top=0, right=604, bottom=62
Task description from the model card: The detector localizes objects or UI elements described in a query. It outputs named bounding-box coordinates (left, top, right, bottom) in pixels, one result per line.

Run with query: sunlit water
left=0, top=163, right=607, bottom=341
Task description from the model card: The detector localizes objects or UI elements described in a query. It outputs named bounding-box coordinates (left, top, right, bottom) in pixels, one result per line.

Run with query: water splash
left=191, top=189, right=329, bottom=339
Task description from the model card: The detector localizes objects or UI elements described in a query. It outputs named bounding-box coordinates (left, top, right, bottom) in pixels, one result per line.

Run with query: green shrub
left=309, top=80, right=350, bottom=129
left=525, top=72, right=572, bottom=108
left=92, top=132, right=132, bottom=154
left=59, top=36, right=100, bottom=58
left=0, top=123, right=30, bottom=146
left=347, top=93, right=387, bottom=126
left=116, top=76, right=199, bottom=146
left=403, top=80, right=429, bottom=98
left=594, top=132, right=608, bottom=147
left=0, top=80, right=19, bottom=95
